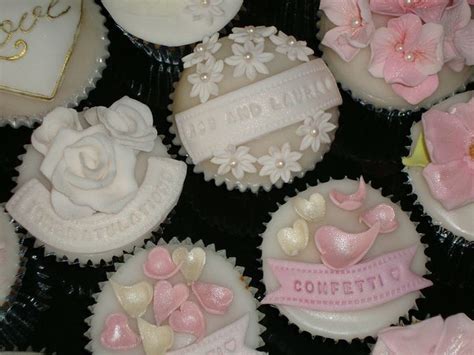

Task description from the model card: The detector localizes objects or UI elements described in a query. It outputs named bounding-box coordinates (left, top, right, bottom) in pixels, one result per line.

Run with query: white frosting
left=261, top=180, right=428, bottom=340
left=319, top=14, right=474, bottom=111
left=406, top=91, right=474, bottom=241
left=0, top=0, right=81, bottom=98
left=172, top=36, right=340, bottom=192
left=102, top=0, right=243, bottom=46
left=0, top=0, right=109, bottom=124
left=0, top=208, right=20, bottom=307
left=89, top=244, right=261, bottom=354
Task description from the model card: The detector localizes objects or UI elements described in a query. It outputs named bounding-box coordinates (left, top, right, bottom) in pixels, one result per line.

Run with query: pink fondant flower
left=422, top=98, right=474, bottom=210
left=369, top=14, right=444, bottom=104
left=320, top=0, right=375, bottom=62
left=437, top=0, right=474, bottom=72
left=370, top=0, right=449, bottom=23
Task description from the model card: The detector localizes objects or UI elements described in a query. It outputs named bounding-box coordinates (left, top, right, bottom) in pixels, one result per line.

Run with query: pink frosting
left=100, top=313, right=140, bottom=350
left=370, top=0, right=449, bottom=23
left=374, top=313, right=474, bottom=355
left=169, top=301, right=206, bottom=341
left=191, top=282, right=234, bottom=315
left=437, top=0, right=474, bottom=72
left=369, top=14, right=444, bottom=105
left=314, top=222, right=381, bottom=269
left=143, top=246, right=181, bottom=280
left=360, top=203, right=399, bottom=233
left=320, top=0, right=375, bottom=62
left=329, top=176, right=367, bottom=211
left=153, top=280, right=190, bottom=324
left=422, top=98, right=474, bottom=210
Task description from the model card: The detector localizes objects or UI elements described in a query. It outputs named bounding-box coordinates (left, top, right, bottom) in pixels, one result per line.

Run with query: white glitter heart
left=293, top=193, right=326, bottom=222
left=137, top=318, right=174, bottom=355
left=277, top=219, right=309, bottom=257
left=111, top=280, right=153, bottom=318
left=172, top=247, right=206, bottom=283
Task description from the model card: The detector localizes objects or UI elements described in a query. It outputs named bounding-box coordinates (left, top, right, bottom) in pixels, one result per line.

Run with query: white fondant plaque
left=6, top=157, right=186, bottom=254
left=175, top=59, right=342, bottom=164
left=0, top=0, right=82, bottom=99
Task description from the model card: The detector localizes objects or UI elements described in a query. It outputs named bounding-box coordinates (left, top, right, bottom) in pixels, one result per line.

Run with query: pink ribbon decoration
left=373, top=313, right=474, bottom=355
left=167, top=314, right=260, bottom=355
left=262, top=246, right=432, bottom=312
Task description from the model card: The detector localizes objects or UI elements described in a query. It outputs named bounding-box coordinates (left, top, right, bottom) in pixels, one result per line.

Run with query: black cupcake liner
left=254, top=175, right=436, bottom=353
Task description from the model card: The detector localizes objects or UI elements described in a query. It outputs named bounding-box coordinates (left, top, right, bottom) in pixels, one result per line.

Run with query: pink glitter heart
left=169, top=301, right=206, bottom=341
left=360, top=203, right=399, bottom=234
left=154, top=280, right=189, bottom=324
left=100, top=313, right=140, bottom=350
left=143, top=247, right=180, bottom=280
left=191, top=282, right=233, bottom=315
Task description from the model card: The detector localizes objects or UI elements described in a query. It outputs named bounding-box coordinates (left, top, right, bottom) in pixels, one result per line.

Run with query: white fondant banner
left=175, top=59, right=342, bottom=164
left=6, top=157, right=186, bottom=254
left=168, top=314, right=260, bottom=355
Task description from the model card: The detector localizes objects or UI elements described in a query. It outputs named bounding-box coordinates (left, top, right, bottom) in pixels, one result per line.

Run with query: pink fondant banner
left=262, top=246, right=432, bottom=311
left=168, top=314, right=261, bottom=355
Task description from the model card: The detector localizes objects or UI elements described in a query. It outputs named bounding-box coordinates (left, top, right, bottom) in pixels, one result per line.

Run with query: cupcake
left=318, top=0, right=474, bottom=112
left=101, top=0, right=243, bottom=64
left=0, top=0, right=110, bottom=127
left=169, top=26, right=343, bottom=192
left=372, top=313, right=474, bottom=354
left=6, top=97, right=187, bottom=265
left=260, top=177, right=432, bottom=341
left=86, top=238, right=264, bottom=354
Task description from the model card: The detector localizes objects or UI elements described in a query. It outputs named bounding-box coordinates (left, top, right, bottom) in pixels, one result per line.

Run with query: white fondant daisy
left=270, top=31, right=314, bottom=62
left=184, top=0, right=225, bottom=25
left=296, top=111, right=336, bottom=152
left=188, top=58, right=224, bottom=103
left=211, top=145, right=257, bottom=179
left=182, top=33, right=222, bottom=68
left=229, top=26, right=277, bottom=44
left=225, top=41, right=275, bottom=80
left=258, top=143, right=302, bottom=184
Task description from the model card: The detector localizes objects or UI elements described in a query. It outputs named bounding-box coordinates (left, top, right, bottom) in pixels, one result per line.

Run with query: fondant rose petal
left=435, top=313, right=474, bottom=354
left=169, top=301, right=206, bottom=341
left=191, top=282, right=234, bottom=315
left=314, top=222, right=381, bottom=269
left=423, top=160, right=474, bottom=210
left=143, top=247, right=180, bottom=280
left=100, top=313, right=140, bottom=350
left=137, top=318, right=174, bottom=355
left=360, top=204, right=399, bottom=234
left=374, top=316, right=444, bottom=355
left=422, top=108, right=470, bottom=164
left=153, top=281, right=190, bottom=324
left=391, top=74, right=439, bottom=105
left=111, top=280, right=153, bottom=318
left=322, top=27, right=361, bottom=63
left=329, top=177, right=366, bottom=211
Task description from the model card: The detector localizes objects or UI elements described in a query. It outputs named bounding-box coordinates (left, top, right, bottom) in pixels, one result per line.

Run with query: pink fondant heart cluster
left=316, top=177, right=400, bottom=269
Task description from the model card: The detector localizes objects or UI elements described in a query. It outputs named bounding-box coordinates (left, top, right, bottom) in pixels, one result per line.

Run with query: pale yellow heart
left=111, top=280, right=153, bottom=318
left=277, top=219, right=309, bottom=257
left=137, top=318, right=174, bottom=355
left=293, top=193, right=326, bottom=222
left=172, top=247, right=206, bottom=283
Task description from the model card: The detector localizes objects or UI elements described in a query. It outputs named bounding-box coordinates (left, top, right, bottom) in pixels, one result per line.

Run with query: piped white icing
left=0, top=208, right=20, bottom=307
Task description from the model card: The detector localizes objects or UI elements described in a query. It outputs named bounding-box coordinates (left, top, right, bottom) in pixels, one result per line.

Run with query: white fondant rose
left=40, top=125, right=139, bottom=220
left=84, top=96, right=157, bottom=153
left=32, top=107, right=82, bottom=155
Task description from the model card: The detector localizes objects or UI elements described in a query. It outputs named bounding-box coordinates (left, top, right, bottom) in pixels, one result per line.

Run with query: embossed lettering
left=304, top=281, right=314, bottom=294
left=343, top=281, right=353, bottom=295
left=318, top=281, right=328, bottom=295
left=294, top=280, right=302, bottom=292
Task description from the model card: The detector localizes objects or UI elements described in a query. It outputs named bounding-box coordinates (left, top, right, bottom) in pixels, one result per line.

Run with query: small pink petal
left=387, top=14, right=422, bottom=51
left=449, top=98, right=474, bottom=132
left=423, top=160, right=474, bottom=211
left=169, top=301, right=206, bottom=341
left=370, top=0, right=405, bottom=16
left=191, top=282, right=234, bottom=315
left=413, top=0, right=450, bottom=23
left=383, top=55, right=427, bottom=87
left=435, top=313, right=474, bottom=354
left=391, top=74, right=439, bottom=105
left=454, top=21, right=474, bottom=66
left=369, top=27, right=398, bottom=78
left=414, top=23, right=444, bottom=77
left=360, top=204, right=399, bottom=233
left=100, top=313, right=140, bottom=350
left=153, top=281, right=189, bottom=324
left=329, top=177, right=366, bottom=211
left=143, top=247, right=180, bottom=280
left=314, top=222, right=381, bottom=269
left=320, top=0, right=360, bottom=27
left=322, top=27, right=361, bottom=62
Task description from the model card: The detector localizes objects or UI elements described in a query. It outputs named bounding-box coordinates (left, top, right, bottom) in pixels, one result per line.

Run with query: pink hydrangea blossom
left=437, top=0, right=474, bottom=72
left=369, top=14, right=444, bottom=104
left=320, top=0, right=375, bottom=62
left=370, top=0, right=449, bottom=23
left=422, top=98, right=474, bottom=210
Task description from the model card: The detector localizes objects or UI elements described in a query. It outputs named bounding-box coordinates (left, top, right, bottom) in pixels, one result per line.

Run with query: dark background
left=0, top=0, right=473, bottom=354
